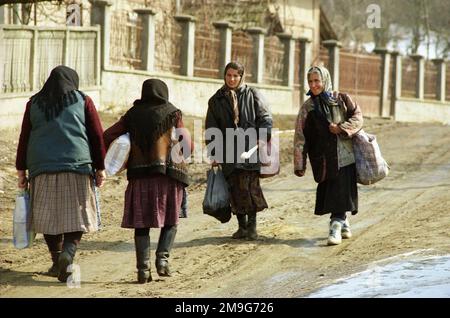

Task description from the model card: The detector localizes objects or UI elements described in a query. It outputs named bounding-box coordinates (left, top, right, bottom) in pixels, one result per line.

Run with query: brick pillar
left=89, top=0, right=112, bottom=70
left=390, top=51, right=402, bottom=118
left=175, top=15, right=196, bottom=77
left=135, top=8, right=157, bottom=72
left=277, top=32, right=295, bottom=87
left=373, top=47, right=391, bottom=117
left=213, top=21, right=233, bottom=79
left=410, top=54, right=425, bottom=100
left=298, top=37, right=312, bottom=105
left=322, top=39, right=342, bottom=90
left=432, top=58, right=446, bottom=102
left=247, top=27, right=265, bottom=84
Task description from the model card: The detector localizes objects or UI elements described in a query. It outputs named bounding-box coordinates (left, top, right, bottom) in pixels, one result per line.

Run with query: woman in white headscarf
left=294, top=66, right=363, bottom=245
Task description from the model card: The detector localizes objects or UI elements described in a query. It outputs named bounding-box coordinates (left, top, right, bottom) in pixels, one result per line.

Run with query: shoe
left=341, top=219, right=352, bottom=239
left=135, top=236, right=152, bottom=283
left=232, top=214, right=248, bottom=239
left=247, top=213, right=258, bottom=240
left=47, top=251, right=61, bottom=277
left=327, top=220, right=342, bottom=245
left=155, top=225, right=177, bottom=277
left=232, top=228, right=247, bottom=239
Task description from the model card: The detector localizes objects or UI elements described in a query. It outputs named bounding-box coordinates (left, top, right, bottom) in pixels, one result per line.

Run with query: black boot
left=135, top=235, right=152, bottom=283
left=47, top=251, right=61, bottom=277
left=155, top=225, right=177, bottom=277
left=232, top=214, right=248, bottom=239
left=58, top=242, right=77, bottom=283
left=247, top=212, right=258, bottom=240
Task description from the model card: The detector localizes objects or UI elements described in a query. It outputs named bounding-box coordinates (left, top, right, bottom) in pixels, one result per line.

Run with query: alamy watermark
left=366, top=4, right=381, bottom=29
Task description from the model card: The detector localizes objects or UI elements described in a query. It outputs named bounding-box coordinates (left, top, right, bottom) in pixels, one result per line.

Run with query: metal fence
left=110, top=11, right=143, bottom=69
left=401, top=57, right=417, bottom=98
left=0, top=25, right=100, bottom=94
left=194, top=25, right=220, bottom=79
left=339, top=50, right=381, bottom=96
left=263, top=35, right=284, bottom=86
left=231, top=30, right=254, bottom=82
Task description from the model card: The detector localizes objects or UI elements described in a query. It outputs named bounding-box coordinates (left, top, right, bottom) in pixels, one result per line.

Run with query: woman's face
left=225, top=68, right=242, bottom=89
left=308, top=72, right=324, bottom=96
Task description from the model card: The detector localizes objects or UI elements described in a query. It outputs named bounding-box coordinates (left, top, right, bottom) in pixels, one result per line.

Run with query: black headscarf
left=31, top=65, right=84, bottom=121
left=124, top=79, right=180, bottom=152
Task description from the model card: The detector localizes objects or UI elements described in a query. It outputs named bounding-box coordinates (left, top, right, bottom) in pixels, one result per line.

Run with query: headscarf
left=124, top=79, right=180, bottom=152
left=221, top=62, right=245, bottom=127
left=31, top=65, right=83, bottom=121
left=306, top=66, right=341, bottom=124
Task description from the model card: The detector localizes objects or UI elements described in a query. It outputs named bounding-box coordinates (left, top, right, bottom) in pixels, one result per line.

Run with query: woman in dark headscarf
left=16, top=65, right=106, bottom=282
left=205, top=61, right=273, bottom=240
left=104, top=78, right=193, bottom=284
left=294, top=66, right=363, bottom=245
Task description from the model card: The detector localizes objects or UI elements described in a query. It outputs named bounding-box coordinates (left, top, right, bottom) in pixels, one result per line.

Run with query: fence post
left=247, top=27, right=265, bottom=84
left=390, top=51, right=402, bottom=119
left=13, top=4, right=20, bottom=24
left=174, top=15, right=196, bottom=77
left=373, top=47, right=391, bottom=117
left=95, top=25, right=101, bottom=86
left=89, top=0, right=112, bottom=70
left=409, top=54, right=424, bottom=100
left=30, top=28, right=38, bottom=91
left=213, top=21, right=233, bottom=79
left=431, top=58, right=446, bottom=102
left=298, top=37, right=312, bottom=105
left=134, top=8, right=156, bottom=72
left=0, top=5, right=5, bottom=24
left=63, top=29, right=70, bottom=66
left=322, top=39, right=341, bottom=91
left=0, top=25, right=3, bottom=93
left=277, top=32, right=295, bottom=87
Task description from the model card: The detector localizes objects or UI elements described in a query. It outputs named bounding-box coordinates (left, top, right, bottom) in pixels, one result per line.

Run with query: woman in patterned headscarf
left=294, top=66, right=363, bottom=245
left=16, top=65, right=106, bottom=282
left=206, top=61, right=273, bottom=241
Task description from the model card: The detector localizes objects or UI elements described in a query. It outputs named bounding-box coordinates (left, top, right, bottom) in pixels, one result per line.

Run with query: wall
left=101, top=69, right=297, bottom=116
left=0, top=88, right=101, bottom=129
left=395, top=98, right=450, bottom=124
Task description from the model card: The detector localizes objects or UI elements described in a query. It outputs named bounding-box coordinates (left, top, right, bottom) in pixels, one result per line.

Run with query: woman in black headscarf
left=104, top=78, right=193, bottom=284
left=16, top=65, right=106, bottom=282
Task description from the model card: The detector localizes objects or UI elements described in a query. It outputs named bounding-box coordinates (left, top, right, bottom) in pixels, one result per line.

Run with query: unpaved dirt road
left=1, top=114, right=449, bottom=298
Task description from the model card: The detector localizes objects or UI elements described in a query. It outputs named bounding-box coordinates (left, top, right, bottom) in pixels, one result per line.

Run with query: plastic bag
left=352, top=129, right=390, bottom=185
left=13, top=189, right=35, bottom=249
left=202, top=167, right=232, bottom=223
left=105, top=133, right=130, bottom=176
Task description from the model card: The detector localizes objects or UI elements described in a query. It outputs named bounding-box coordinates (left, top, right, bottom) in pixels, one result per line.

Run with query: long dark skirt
left=226, top=169, right=268, bottom=215
left=315, top=164, right=358, bottom=216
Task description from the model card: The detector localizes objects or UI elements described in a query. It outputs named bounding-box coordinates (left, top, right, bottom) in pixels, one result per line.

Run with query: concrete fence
left=0, top=24, right=101, bottom=127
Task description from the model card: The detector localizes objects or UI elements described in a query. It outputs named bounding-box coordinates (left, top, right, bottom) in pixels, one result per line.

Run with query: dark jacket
left=294, top=92, right=363, bottom=183
left=205, top=84, right=273, bottom=177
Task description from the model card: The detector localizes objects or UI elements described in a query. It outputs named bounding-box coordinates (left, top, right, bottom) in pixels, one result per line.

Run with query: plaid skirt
left=30, top=172, right=98, bottom=235
left=122, top=174, right=183, bottom=229
left=226, top=169, right=268, bottom=214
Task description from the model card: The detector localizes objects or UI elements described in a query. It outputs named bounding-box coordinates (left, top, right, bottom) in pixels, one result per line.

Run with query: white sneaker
left=327, top=220, right=342, bottom=245
left=341, top=219, right=352, bottom=239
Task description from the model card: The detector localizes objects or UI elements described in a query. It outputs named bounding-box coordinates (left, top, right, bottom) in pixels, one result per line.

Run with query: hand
left=95, top=170, right=106, bottom=188
left=211, top=160, right=219, bottom=167
left=329, top=123, right=342, bottom=135
left=17, top=170, right=28, bottom=189
left=295, top=170, right=305, bottom=177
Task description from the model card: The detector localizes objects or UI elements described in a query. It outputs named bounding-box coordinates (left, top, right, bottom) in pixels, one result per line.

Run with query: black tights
left=135, top=228, right=150, bottom=237
left=330, top=213, right=347, bottom=221
left=44, top=231, right=83, bottom=252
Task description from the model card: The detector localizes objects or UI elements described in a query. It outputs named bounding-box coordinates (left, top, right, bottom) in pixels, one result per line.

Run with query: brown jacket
left=293, top=92, right=363, bottom=183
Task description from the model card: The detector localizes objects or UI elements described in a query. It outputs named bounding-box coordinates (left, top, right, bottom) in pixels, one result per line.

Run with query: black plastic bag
left=202, top=167, right=232, bottom=223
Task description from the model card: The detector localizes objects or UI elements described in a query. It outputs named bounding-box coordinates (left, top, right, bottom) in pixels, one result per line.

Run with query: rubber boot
left=155, top=225, right=177, bottom=277
left=47, top=251, right=61, bottom=277
left=247, top=212, right=258, bottom=240
left=232, top=214, right=248, bottom=239
left=58, top=242, right=77, bottom=283
left=135, top=235, right=152, bottom=283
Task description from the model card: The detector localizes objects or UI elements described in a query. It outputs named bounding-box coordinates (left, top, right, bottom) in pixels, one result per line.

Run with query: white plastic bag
left=105, top=133, right=130, bottom=176
left=13, top=190, right=35, bottom=249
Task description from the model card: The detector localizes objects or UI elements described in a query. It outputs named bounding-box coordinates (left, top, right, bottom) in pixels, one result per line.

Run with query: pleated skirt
left=30, top=172, right=98, bottom=235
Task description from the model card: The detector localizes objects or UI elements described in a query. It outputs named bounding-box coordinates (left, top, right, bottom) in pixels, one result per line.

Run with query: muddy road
left=1, top=114, right=449, bottom=297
